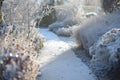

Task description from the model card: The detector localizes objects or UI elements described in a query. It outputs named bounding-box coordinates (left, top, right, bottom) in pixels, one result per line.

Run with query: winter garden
left=0, top=0, right=120, bottom=80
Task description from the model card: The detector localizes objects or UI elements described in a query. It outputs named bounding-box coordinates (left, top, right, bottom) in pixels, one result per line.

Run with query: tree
left=102, top=0, right=120, bottom=13
left=0, top=0, right=4, bottom=23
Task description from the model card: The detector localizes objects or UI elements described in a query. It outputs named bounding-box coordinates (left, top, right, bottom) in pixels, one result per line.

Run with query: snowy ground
left=38, top=28, right=97, bottom=80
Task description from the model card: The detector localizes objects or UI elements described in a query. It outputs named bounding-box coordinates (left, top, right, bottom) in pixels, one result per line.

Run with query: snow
left=38, top=28, right=97, bottom=80
left=40, top=28, right=60, bottom=41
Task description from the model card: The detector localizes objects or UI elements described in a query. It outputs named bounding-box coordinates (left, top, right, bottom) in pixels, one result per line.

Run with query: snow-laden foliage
left=74, top=10, right=120, bottom=50
left=89, top=28, right=120, bottom=67
left=0, top=25, right=44, bottom=80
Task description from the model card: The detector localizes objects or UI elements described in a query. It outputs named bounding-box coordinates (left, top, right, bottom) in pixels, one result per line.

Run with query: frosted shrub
left=0, top=25, right=44, bottom=80
left=74, top=10, right=120, bottom=50
left=89, top=28, right=120, bottom=68
left=48, top=21, right=64, bottom=32
left=56, top=27, right=72, bottom=37
left=48, top=20, right=74, bottom=37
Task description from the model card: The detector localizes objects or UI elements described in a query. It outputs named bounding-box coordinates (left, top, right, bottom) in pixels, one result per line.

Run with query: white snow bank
left=89, top=28, right=120, bottom=67
left=38, top=28, right=97, bottom=80
left=39, top=40, right=97, bottom=80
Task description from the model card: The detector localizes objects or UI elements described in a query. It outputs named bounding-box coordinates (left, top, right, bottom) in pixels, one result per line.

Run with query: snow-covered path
left=38, top=29, right=97, bottom=80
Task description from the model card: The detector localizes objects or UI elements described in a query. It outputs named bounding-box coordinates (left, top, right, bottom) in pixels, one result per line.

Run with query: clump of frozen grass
left=0, top=25, right=44, bottom=80
left=74, top=10, right=120, bottom=50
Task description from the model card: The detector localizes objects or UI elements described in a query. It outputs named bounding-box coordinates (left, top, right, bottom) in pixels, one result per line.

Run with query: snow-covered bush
left=0, top=25, right=44, bottom=80
left=48, top=21, right=64, bottom=32
left=48, top=18, right=75, bottom=37
left=56, top=27, right=72, bottom=37
left=89, top=28, right=120, bottom=67
left=74, top=10, right=120, bottom=50
left=47, top=0, right=85, bottom=37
